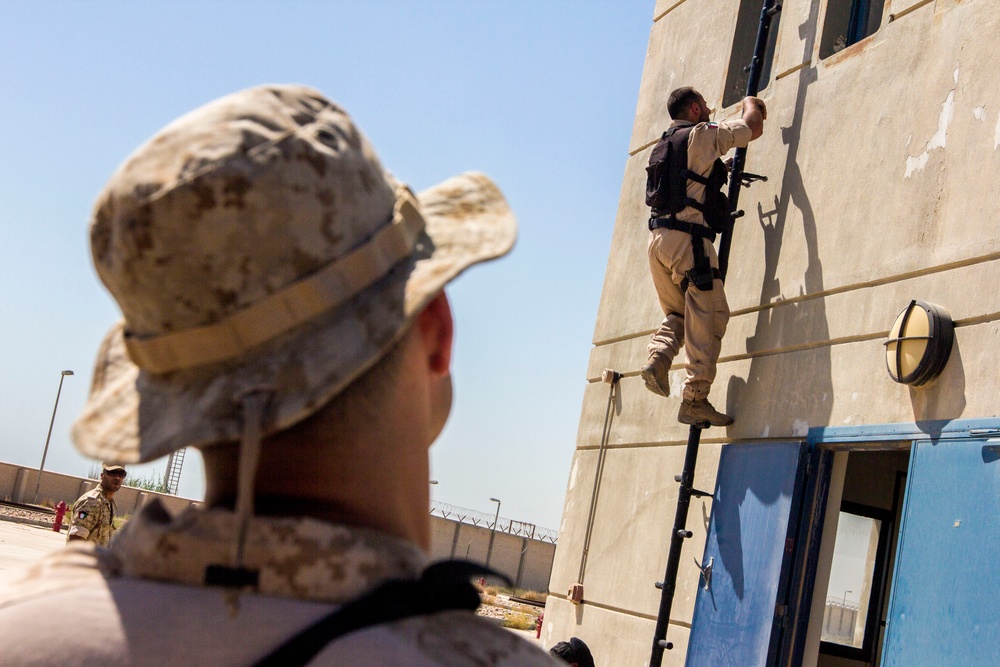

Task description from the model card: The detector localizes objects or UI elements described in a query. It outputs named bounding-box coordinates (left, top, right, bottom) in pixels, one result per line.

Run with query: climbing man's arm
left=742, top=96, right=767, bottom=140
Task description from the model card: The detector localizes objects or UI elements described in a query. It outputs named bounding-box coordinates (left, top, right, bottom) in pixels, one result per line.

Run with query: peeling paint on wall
left=994, top=112, right=1000, bottom=149
left=904, top=67, right=959, bottom=178
left=973, top=106, right=987, bottom=122
left=792, top=418, right=809, bottom=437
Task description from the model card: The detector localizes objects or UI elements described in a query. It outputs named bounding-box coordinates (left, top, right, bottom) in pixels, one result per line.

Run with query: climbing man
left=641, top=87, right=766, bottom=426
left=66, top=462, right=125, bottom=546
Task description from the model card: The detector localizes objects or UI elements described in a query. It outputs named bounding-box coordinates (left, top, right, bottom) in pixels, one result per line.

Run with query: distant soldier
left=66, top=463, right=125, bottom=546
left=642, top=87, right=766, bottom=426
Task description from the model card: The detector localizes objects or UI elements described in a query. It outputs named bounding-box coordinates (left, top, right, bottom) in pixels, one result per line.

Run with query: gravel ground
left=0, top=503, right=62, bottom=530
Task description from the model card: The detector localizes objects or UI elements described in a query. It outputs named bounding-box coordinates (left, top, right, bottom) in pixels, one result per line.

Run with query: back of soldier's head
left=72, top=85, right=517, bottom=474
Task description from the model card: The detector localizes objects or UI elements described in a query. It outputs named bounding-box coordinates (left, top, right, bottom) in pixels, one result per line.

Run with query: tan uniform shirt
left=66, top=486, right=116, bottom=546
left=0, top=502, right=559, bottom=666
left=645, top=116, right=753, bottom=399
left=674, top=117, right=753, bottom=226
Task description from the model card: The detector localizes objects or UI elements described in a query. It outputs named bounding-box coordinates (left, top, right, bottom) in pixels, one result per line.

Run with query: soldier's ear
left=415, top=292, right=453, bottom=376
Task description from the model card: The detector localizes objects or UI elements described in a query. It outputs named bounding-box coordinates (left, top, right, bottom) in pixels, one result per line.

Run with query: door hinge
left=775, top=603, right=789, bottom=629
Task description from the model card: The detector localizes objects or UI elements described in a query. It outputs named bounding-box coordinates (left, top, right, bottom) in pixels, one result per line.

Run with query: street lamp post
left=485, top=497, right=501, bottom=568
left=32, top=370, right=74, bottom=504
left=843, top=590, right=853, bottom=607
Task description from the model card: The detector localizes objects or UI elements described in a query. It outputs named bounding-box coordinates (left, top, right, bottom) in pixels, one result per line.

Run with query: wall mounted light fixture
left=884, top=300, right=954, bottom=386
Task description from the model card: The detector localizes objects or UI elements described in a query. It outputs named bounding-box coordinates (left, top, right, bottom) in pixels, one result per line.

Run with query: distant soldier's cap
left=73, top=84, right=517, bottom=464
left=102, top=463, right=126, bottom=473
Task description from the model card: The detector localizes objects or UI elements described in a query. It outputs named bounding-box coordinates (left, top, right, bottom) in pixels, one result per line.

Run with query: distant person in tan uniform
left=0, top=85, right=559, bottom=666
left=641, top=87, right=766, bottom=426
left=66, top=462, right=124, bottom=546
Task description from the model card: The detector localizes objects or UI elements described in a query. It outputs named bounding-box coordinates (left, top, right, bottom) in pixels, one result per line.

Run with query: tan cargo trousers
left=647, top=227, right=730, bottom=401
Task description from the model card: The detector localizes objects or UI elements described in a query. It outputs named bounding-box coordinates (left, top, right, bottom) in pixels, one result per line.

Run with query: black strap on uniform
left=648, top=216, right=723, bottom=293
left=648, top=216, right=716, bottom=241
left=253, top=560, right=504, bottom=667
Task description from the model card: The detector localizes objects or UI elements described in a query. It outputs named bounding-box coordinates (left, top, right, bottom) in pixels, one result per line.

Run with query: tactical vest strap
left=648, top=216, right=717, bottom=242
left=679, top=168, right=711, bottom=186
left=254, top=561, right=503, bottom=666
left=648, top=217, right=723, bottom=292
left=680, top=267, right=724, bottom=293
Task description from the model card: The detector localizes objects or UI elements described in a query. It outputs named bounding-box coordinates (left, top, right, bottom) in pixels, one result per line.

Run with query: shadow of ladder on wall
left=648, top=1, right=782, bottom=666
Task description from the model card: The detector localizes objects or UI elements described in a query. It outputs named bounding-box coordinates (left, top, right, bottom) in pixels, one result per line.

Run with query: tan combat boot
left=640, top=355, right=672, bottom=397
left=678, top=398, right=734, bottom=427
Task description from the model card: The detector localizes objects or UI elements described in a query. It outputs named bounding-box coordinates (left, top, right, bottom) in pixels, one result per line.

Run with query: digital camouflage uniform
left=647, top=117, right=753, bottom=401
left=0, top=501, right=558, bottom=666
left=66, top=486, right=116, bottom=546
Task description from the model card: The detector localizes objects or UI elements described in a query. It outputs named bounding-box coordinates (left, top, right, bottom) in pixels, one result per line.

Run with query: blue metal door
left=685, top=442, right=809, bottom=667
left=881, top=438, right=1000, bottom=666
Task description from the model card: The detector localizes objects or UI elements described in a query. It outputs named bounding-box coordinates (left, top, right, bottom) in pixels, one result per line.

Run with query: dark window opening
left=722, top=0, right=781, bottom=108
left=819, top=0, right=885, bottom=59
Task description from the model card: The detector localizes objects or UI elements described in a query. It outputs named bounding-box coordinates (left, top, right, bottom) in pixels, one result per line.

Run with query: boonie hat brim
left=73, top=172, right=516, bottom=464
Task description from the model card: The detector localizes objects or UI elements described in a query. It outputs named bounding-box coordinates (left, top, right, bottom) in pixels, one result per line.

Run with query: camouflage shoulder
left=74, top=494, right=104, bottom=512
left=377, top=609, right=560, bottom=665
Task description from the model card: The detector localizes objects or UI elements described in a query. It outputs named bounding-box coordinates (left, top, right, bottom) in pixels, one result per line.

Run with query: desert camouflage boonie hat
left=72, top=84, right=516, bottom=464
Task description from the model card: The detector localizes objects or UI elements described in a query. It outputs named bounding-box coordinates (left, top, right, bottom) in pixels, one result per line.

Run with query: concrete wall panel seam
left=545, top=594, right=661, bottom=622
left=775, top=60, right=812, bottom=81
left=653, top=0, right=686, bottom=23
left=590, top=250, right=1000, bottom=349
left=889, top=0, right=935, bottom=23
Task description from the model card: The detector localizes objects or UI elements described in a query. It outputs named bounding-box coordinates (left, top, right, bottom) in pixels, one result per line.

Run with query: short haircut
left=667, top=87, right=702, bottom=119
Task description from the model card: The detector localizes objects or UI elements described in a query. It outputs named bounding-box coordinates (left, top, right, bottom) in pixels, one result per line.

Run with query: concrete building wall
left=545, top=0, right=1000, bottom=663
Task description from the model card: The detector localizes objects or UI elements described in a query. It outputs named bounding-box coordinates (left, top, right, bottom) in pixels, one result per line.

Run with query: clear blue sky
left=0, top=0, right=651, bottom=531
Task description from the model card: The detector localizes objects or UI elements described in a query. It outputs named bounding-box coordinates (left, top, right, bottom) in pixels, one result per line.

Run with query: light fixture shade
left=884, top=300, right=954, bottom=386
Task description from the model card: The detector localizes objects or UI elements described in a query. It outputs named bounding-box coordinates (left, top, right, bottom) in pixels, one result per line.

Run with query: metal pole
left=32, top=370, right=74, bottom=504
left=485, top=497, right=501, bottom=568
left=579, top=370, right=620, bottom=584
left=650, top=425, right=703, bottom=667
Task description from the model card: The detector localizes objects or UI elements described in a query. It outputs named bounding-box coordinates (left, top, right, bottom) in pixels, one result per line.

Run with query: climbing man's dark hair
left=667, top=87, right=702, bottom=120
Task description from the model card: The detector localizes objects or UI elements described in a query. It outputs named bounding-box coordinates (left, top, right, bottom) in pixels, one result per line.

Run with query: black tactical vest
left=645, top=123, right=732, bottom=233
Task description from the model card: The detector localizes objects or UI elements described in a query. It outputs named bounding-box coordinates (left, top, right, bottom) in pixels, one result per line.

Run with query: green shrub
left=501, top=612, right=537, bottom=631
left=519, top=590, right=548, bottom=604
